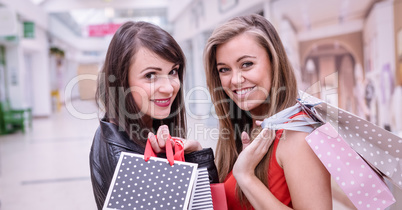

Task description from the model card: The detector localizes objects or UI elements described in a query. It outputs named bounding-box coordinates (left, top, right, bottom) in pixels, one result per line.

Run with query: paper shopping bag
left=260, top=98, right=397, bottom=209
left=210, top=183, right=228, bottom=210
left=299, top=91, right=402, bottom=189
left=103, top=152, right=198, bottom=210
left=103, top=136, right=214, bottom=210
left=189, top=167, right=214, bottom=209
left=306, top=122, right=396, bottom=209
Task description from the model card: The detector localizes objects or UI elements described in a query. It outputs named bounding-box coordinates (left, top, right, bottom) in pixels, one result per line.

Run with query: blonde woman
left=204, top=14, right=332, bottom=209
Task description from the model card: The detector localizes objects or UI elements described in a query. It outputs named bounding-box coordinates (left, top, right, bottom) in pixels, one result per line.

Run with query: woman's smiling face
left=128, top=47, right=181, bottom=120
left=216, top=32, right=272, bottom=113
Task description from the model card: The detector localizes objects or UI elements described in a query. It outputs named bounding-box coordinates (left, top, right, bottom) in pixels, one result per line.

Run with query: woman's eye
left=145, top=73, right=156, bottom=80
left=169, top=69, right=178, bottom=76
left=242, top=62, right=253, bottom=68
left=218, top=68, right=230, bottom=73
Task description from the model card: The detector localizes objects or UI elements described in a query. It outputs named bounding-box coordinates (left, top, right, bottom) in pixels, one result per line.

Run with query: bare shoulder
left=276, top=129, right=332, bottom=209
left=277, top=130, right=310, bottom=150
left=279, top=113, right=312, bottom=143
left=276, top=130, right=312, bottom=166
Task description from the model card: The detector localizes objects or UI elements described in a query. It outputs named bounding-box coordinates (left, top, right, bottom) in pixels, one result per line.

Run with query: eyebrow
left=140, top=64, right=179, bottom=73
left=216, top=55, right=256, bottom=66
left=140, top=67, right=161, bottom=73
left=236, top=55, right=256, bottom=62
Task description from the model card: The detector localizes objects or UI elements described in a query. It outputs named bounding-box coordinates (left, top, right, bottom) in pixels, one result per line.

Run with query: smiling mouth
left=233, top=86, right=256, bottom=95
left=151, top=98, right=171, bottom=107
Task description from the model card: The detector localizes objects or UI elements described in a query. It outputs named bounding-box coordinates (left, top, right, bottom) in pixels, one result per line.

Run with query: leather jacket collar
left=99, top=118, right=144, bottom=154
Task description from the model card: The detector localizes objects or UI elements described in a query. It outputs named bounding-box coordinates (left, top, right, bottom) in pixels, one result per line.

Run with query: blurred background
left=0, top=0, right=401, bottom=209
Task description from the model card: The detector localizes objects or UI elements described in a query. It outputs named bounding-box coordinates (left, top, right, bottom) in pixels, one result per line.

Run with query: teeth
left=155, top=99, right=168, bottom=103
left=236, top=87, right=253, bottom=95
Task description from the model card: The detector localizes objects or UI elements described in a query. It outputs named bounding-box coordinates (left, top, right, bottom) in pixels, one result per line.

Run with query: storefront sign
left=88, top=23, right=122, bottom=37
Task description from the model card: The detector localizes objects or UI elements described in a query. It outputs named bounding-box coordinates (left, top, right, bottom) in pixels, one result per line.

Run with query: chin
left=151, top=111, right=171, bottom=119
left=147, top=105, right=173, bottom=119
left=235, top=101, right=255, bottom=111
left=151, top=113, right=170, bottom=120
left=238, top=106, right=250, bottom=111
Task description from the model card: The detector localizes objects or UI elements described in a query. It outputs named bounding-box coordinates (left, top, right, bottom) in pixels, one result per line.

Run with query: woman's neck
left=143, top=115, right=153, bottom=128
left=250, top=103, right=270, bottom=121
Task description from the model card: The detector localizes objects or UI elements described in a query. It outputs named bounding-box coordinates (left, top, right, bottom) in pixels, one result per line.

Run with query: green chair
left=0, top=100, right=32, bottom=134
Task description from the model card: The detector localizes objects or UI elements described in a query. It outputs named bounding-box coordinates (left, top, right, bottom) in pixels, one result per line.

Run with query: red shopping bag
left=210, top=183, right=228, bottom=210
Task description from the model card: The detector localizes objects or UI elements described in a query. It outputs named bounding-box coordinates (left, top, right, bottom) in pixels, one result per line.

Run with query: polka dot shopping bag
left=103, top=152, right=198, bottom=210
left=298, top=91, right=402, bottom=190
left=261, top=91, right=400, bottom=209
left=102, top=136, right=213, bottom=210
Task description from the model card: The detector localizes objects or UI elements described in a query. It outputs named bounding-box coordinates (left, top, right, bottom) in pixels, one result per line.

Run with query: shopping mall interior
left=0, top=0, right=401, bottom=209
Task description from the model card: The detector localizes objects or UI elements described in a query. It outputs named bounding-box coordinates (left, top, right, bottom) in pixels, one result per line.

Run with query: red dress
left=224, top=112, right=306, bottom=209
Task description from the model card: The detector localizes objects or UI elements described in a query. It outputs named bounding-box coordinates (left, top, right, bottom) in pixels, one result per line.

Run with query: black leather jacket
left=89, top=119, right=219, bottom=209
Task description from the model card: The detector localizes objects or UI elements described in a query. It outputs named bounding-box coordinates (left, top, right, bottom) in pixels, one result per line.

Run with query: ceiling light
left=105, top=7, right=115, bottom=18
left=30, top=0, right=45, bottom=5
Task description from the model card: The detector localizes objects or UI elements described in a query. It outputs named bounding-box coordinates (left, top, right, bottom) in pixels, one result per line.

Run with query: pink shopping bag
left=260, top=93, right=398, bottom=209
left=306, top=122, right=396, bottom=209
left=299, top=91, right=402, bottom=189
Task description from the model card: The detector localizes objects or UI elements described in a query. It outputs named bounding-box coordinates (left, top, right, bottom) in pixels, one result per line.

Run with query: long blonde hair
left=204, top=14, right=298, bottom=205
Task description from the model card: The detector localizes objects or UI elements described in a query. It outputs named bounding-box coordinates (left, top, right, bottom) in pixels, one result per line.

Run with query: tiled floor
left=0, top=99, right=400, bottom=210
left=0, top=100, right=100, bottom=210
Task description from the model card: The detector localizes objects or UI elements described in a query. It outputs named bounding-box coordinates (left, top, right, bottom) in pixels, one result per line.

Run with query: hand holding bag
left=144, top=134, right=185, bottom=165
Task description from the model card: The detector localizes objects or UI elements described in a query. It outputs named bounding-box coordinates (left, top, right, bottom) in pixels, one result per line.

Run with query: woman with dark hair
left=204, top=14, right=332, bottom=209
left=90, top=21, right=218, bottom=209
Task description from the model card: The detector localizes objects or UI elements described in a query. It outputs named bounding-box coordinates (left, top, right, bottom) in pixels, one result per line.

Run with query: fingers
left=241, top=131, right=251, bottom=151
left=261, top=128, right=276, bottom=148
left=235, top=129, right=275, bottom=176
left=250, top=128, right=275, bottom=152
left=182, top=138, right=202, bottom=154
left=156, top=125, right=170, bottom=148
left=148, top=132, right=162, bottom=153
left=255, top=120, right=263, bottom=126
left=257, top=128, right=275, bottom=141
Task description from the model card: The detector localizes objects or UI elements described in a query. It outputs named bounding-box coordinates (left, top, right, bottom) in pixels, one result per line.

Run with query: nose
left=231, top=69, right=245, bottom=86
left=157, top=76, right=175, bottom=94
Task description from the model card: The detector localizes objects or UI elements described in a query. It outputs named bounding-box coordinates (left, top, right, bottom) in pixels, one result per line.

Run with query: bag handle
left=171, top=137, right=185, bottom=162
left=261, top=101, right=322, bottom=133
left=144, top=134, right=185, bottom=166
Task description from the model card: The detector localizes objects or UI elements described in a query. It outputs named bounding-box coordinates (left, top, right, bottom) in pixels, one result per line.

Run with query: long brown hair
left=204, top=14, right=298, bottom=205
left=96, top=21, right=187, bottom=146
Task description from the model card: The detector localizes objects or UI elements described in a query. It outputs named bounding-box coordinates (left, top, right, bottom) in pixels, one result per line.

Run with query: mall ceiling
left=28, top=0, right=380, bottom=37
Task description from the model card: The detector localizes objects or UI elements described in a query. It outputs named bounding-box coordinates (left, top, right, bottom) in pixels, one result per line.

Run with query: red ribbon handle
left=172, top=137, right=184, bottom=162
left=144, top=135, right=185, bottom=166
